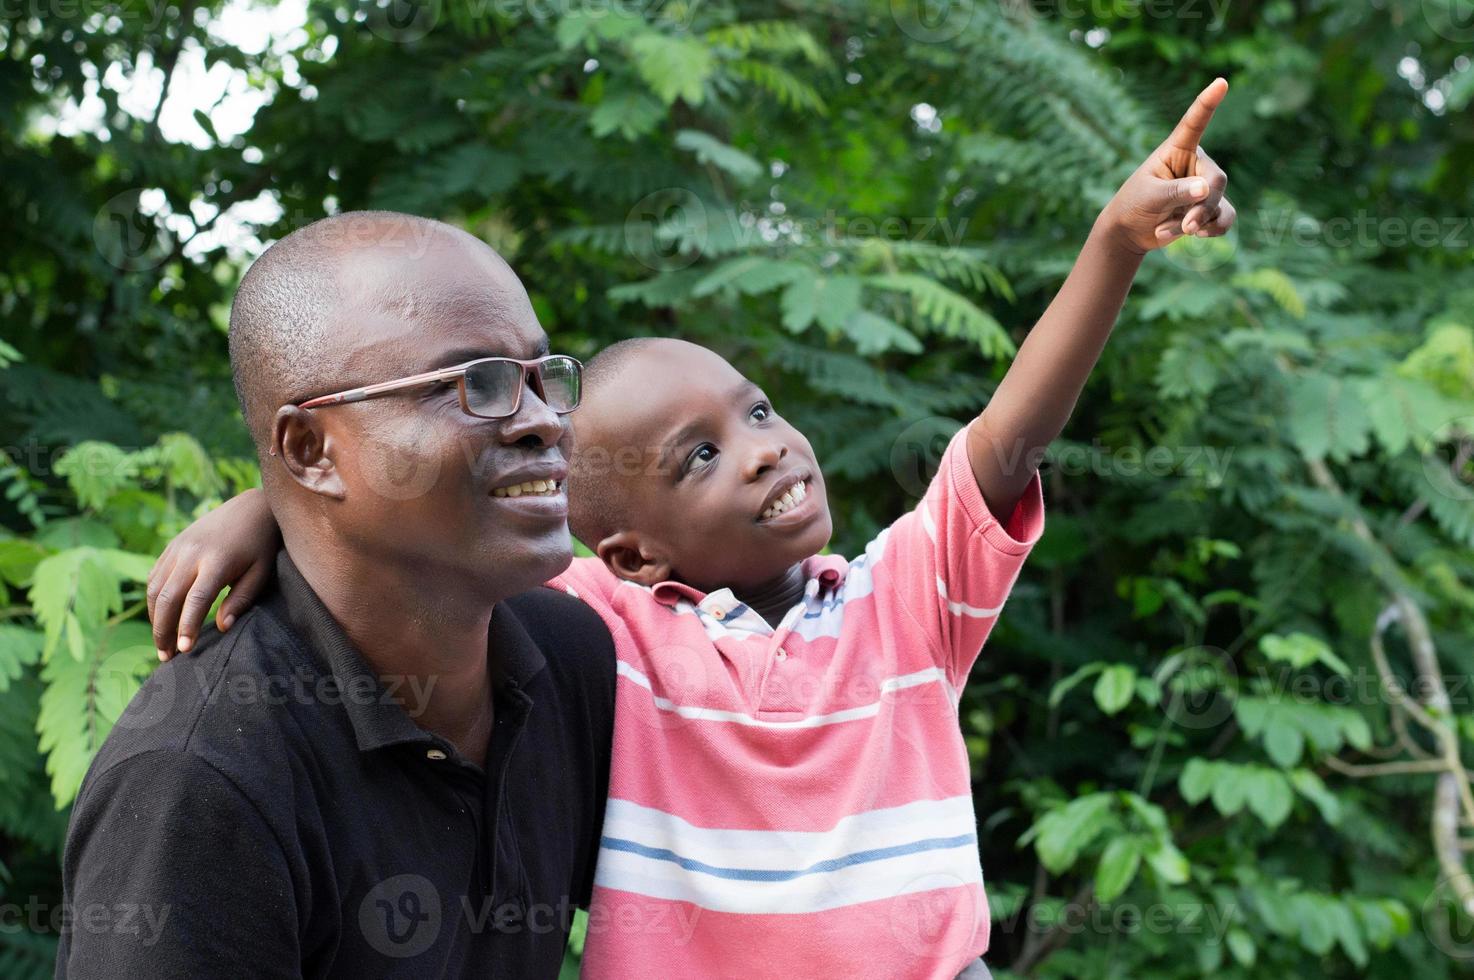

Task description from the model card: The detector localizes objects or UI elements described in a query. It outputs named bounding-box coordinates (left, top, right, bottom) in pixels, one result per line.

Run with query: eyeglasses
left=296, top=354, right=582, bottom=419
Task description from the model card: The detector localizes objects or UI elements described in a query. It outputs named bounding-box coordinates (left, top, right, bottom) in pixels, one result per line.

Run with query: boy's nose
left=743, top=440, right=787, bottom=481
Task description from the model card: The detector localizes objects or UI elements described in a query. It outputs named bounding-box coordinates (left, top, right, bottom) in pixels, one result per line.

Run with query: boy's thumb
left=1158, top=176, right=1210, bottom=209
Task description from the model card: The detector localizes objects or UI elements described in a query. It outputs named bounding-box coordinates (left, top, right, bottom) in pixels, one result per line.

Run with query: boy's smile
left=570, top=339, right=833, bottom=594
left=756, top=471, right=815, bottom=524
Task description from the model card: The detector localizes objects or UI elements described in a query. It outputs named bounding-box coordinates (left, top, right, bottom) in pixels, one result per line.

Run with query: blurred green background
left=4, top=0, right=1474, bottom=976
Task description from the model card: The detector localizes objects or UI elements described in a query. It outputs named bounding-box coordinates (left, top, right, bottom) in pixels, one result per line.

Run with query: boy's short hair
left=567, top=337, right=664, bottom=548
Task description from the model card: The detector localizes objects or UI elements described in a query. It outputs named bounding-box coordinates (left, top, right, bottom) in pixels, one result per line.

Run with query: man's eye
left=685, top=444, right=718, bottom=472
left=750, top=402, right=772, bottom=422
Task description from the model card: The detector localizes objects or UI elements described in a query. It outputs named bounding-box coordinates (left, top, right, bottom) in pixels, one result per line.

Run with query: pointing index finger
left=1165, top=77, right=1228, bottom=153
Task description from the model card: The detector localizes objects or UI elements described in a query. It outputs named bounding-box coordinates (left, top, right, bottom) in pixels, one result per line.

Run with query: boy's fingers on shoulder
left=219, top=560, right=272, bottom=629
left=152, top=561, right=200, bottom=654
left=177, top=562, right=231, bottom=651
left=146, top=547, right=175, bottom=602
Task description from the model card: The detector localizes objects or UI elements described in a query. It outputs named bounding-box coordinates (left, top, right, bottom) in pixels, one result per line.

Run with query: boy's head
left=567, top=338, right=832, bottom=594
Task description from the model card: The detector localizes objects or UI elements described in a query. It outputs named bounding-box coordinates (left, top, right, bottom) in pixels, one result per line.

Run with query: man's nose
left=742, top=439, right=787, bottom=482
left=498, top=385, right=567, bottom=450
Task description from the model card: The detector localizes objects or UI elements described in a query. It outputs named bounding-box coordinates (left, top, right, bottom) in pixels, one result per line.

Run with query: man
left=56, top=212, right=616, bottom=978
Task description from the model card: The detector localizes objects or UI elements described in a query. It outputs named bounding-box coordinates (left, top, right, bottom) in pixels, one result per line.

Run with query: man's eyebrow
left=420, top=336, right=551, bottom=373
left=422, top=348, right=498, bottom=372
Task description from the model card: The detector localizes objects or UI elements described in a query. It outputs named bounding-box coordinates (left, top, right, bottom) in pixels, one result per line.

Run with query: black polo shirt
left=57, top=551, right=615, bottom=979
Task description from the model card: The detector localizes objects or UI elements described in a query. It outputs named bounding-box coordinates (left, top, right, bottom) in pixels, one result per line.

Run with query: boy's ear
left=596, top=531, right=672, bottom=587
left=271, top=406, right=346, bottom=501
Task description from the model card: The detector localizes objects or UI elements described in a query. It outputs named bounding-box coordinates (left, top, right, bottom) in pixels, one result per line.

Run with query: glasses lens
left=463, top=359, right=524, bottom=418
left=537, top=356, right=582, bottom=413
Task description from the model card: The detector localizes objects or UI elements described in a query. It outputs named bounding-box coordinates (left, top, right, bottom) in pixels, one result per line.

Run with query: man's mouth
left=491, top=478, right=564, bottom=498
left=759, top=476, right=810, bottom=521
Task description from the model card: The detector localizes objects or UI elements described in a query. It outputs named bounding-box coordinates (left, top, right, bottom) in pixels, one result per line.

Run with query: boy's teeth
left=762, top=479, right=807, bottom=519
left=492, top=479, right=561, bottom=498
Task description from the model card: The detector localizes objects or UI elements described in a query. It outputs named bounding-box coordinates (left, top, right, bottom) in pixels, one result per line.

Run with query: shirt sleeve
left=870, top=421, right=1044, bottom=688
left=57, top=751, right=300, bottom=979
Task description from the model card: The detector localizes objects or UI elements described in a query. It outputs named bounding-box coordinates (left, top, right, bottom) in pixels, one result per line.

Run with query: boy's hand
left=147, top=487, right=280, bottom=660
left=1101, top=77, right=1235, bottom=254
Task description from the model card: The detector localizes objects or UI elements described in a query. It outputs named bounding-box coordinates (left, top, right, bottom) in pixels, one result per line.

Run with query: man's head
left=229, top=211, right=573, bottom=601
left=567, top=338, right=832, bottom=594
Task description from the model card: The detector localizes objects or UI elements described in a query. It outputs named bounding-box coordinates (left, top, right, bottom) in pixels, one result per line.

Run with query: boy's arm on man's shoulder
left=58, top=750, right=300, bottom=979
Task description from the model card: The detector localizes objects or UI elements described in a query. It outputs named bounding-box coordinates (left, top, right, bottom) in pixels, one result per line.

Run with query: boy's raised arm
left=969, top=78, right=1234, bottom=520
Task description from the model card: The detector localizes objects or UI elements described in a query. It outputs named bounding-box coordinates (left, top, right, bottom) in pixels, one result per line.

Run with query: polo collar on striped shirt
left=648, top=558, right=849, bottom=614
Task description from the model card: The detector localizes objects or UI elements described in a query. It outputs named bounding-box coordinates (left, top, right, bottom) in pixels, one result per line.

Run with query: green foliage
left=5, top=0, right=1474, bottom=975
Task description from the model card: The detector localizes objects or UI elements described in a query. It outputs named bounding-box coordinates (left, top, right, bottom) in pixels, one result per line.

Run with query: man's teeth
left=762, top=480, right=808, bottom=519
left=492, top=479, right=562, bottom=498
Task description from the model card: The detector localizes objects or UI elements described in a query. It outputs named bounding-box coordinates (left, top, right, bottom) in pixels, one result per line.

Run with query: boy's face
left=581, top=341, right=832, bottom=593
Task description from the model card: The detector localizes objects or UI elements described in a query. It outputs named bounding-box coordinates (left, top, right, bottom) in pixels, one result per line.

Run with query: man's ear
left=596, top=531, right=672, bottom=587
left=271, top=406, right=346, bottom=500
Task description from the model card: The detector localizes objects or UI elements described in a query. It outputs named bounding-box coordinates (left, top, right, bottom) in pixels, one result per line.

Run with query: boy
left=148, top=81, right=1234, bottom=977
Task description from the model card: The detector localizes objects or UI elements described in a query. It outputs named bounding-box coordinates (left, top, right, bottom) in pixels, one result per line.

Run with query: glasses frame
left=295, top=354, right=583, bottom=420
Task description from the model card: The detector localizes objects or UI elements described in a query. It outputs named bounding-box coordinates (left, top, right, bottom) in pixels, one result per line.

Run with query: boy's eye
left=684, top=443, right=718, bottom=472
left=750, top=402, right=772, bottom=422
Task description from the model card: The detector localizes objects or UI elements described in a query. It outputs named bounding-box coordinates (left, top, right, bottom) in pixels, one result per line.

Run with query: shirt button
left=426, top=749, right=448, bottom=761
left=776, top=650, right=787, bottom=661
left=710, top=608, right=726, bottom=620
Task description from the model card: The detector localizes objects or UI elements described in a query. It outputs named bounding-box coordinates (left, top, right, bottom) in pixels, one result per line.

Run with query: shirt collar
left=647, top=556, right=849, bottom=612
left=272, top=550, right=543, bottom=755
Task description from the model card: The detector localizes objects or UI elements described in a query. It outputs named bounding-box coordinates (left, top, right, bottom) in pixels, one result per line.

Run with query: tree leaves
left=1093, top=664, right=1138, bottom=716
left=630, top=34, right=714, bottom=106
left=37, top=621, right=155, bottom=808
left=866, top=273, right=1013, bottom=356
left=674, top=129, right=763, bottom=184
left=780, top=275, right=861, bottom=333
left=1024, top=791, right=1115, bottom=874
left=0, top=627, right=42, bottom=693
left=589, top=89, right=666, bottom=141
left=1180, top=758, right=1294, bottom=828
left=1234, top=695, right=1371, bottom=768
left=1094, top=835, right=1143, bottom=902
left=1286, top=371, right=1372, bottom=462
left=29, top=549, right=124, bottom=662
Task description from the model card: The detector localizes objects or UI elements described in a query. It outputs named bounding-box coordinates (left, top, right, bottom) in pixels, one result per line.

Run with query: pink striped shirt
left=550, top=423, right=1044, bottom=978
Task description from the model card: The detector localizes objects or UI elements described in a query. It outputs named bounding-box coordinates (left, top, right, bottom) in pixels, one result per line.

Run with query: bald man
left=56, top=213, right=616, bottom=978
